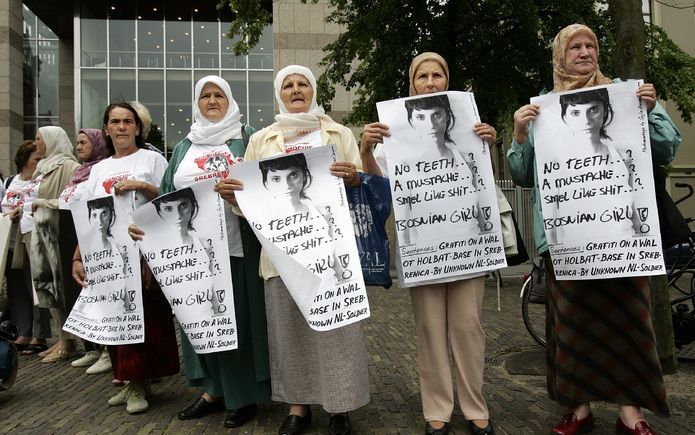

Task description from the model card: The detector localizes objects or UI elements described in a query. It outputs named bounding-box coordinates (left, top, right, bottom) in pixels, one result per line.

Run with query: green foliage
left=217, top=0, right=272, bottom=56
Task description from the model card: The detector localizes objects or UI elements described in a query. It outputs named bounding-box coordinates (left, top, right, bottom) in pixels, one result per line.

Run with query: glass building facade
left=23, top=5, right=60, bottom=140
left=23, top=1, right=274, bottom=156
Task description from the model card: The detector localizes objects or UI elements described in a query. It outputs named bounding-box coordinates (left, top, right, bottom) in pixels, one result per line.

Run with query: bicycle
left=520, top=257, right=546, bottom=347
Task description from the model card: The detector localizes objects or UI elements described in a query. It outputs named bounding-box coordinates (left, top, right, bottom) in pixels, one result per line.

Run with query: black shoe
left=468, top=420, right=495, bottom=435
left=177, top=396, right=224, bottom=420
left=426, top=422, right=450, bottom=435
left=224, top=403, right=257, bottom=428
left=329, top=413, right=351, bottom=435
left=278, top=407, right=312, bottom=435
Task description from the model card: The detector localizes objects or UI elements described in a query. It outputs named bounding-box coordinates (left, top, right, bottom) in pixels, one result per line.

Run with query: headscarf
left=187, top=75, right=242, bottom=145
left=69, top=128, right=109, bottom=184
left=408, top=52, right=450, bottom=96
left=34, top=126, right=77, bottom=176
left=272, top=65, right=333, bottom=136
left=552, top=24, right=612, bottom=92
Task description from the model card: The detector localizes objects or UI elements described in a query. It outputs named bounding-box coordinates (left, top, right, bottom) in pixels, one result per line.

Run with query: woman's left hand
left=215, top=178, right=243, bottom=206
left=331, top=162, right=360, bottom=188
left=637, top=83, right=657, bottom=113
left=113, top=180, right=144, bottom=195
left=473, top=122, right=497, bottom=144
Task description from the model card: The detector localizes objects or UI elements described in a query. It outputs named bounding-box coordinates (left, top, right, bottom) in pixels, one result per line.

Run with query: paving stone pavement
left=1, top=274, right=694, bottom=434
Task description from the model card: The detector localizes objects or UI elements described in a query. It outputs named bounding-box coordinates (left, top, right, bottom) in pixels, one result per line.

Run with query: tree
left=217, top=0, right=273, bottom=55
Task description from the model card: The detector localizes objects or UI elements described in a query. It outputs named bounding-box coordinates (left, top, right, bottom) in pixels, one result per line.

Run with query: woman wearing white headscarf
left=28, top=126, right=80, bottom=362
left=130, top=76, right=271, bottom=428
left=219, top=65, right=368, bottom=435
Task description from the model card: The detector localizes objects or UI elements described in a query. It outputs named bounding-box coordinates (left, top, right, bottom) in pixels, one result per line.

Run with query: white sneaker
left=85, top=350, right=112, bottom=374
left=126, top=383, right=149, bottom=414
left=107, top=383, right=131, bottom=406
left=71, top=350, right=101, bottom=368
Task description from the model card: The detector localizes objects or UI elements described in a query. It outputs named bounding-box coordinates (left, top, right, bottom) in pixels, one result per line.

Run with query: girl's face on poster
left=266, top=167, right=304, bottom=201
left=34, top=131, right=46, bottom=155
left=159, top=198, right=194, bottom=229
left=413, top=61, right=447, bottom=95
left=198, top=82, right=229, bottom=122
left=565, top=33, right=598, bottom=76
left=75, top=133, right=93, bottom=162
left=564, top=101, right=604, bottom=136
left=280, top=74, right=314, bottom=114
left=90, top=207, right=112, bottom=236
left=411, top=107, right=447, bottom=139
left=105, top=107, right=139, bottom=152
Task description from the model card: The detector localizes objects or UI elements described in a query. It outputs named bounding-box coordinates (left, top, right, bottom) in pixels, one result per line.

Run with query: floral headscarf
left=552, top=24, right=612, bottom=92
left=69, top=128, right=109, bottom=185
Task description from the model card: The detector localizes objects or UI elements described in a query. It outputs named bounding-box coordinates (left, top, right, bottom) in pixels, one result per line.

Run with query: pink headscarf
left=68, top=128, right=109, bottom=184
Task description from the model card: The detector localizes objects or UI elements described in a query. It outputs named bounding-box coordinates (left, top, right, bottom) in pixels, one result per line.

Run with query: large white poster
left=230, top=145, right=369, bottom=330
left=532, top=80, right=664, bottom=279
left=131, top=179, right=237, bottom=353
left=377, top=91, right=506, bottom=287
left=64, top=194, right=143, bottom=344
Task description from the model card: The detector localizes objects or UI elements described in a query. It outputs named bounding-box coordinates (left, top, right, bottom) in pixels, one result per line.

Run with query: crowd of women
left=0, top=24, right=681, bottom=435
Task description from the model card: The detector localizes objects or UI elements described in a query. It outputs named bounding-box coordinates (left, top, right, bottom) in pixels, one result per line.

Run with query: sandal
left=41, top=349, right=72, bottom=363
left=21, top=343, right=48, bottom=355
left=38, top=343, right=57, bottom=358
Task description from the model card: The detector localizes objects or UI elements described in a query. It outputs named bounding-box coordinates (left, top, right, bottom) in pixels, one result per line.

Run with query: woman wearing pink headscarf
left=58, top=128, right=110, bottom=370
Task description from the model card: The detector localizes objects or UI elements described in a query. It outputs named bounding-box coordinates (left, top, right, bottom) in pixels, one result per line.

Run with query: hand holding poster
left=531, top=80, right=664, bottom=279
left=64, top=194, right=144, bottom=344
left=229, top=145, right=369, bottom=331
left=131, top=179, right=237, bottom=353
left=376, top=91, right=507, bottom=287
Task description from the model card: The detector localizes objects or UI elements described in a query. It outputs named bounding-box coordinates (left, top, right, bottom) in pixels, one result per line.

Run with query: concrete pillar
left=0, top=0, right=24, bottom=177
left=59, top=37, right=75, bottom=140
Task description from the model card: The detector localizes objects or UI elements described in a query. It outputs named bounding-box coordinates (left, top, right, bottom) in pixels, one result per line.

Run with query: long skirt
left=181, top=255, right=271, bottom=409
left=265, top=277, right=370, bottom=414
left=109, top=270, right=179, bottom=383
left=545, top=259, right=669, bottom=416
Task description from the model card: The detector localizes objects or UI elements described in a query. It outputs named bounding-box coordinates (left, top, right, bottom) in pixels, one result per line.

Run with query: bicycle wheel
left=521, top=275, right=547, bottom=346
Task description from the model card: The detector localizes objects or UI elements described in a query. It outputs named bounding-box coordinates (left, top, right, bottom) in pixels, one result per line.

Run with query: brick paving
left=1, top=273, right=694, bottom=434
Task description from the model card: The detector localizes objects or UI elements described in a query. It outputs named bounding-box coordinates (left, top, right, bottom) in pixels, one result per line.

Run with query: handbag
left=346, top=173, right=392, bottom=288
left=495, top=185, right=529, bottom=266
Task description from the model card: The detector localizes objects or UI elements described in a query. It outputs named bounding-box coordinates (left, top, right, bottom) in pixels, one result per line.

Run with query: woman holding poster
left=360, top=53, right=497, bottom=435
left=508, top=24, right=680, bottom=435
left=221, top=65, right=367, bottom=435
left=134, top=75, right=271, bottom=429
left=73, top=102, right=179, bottom=415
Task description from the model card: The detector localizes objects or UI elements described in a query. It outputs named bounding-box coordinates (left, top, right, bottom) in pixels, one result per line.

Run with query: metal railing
left=497, top=180, right=537, bottom=259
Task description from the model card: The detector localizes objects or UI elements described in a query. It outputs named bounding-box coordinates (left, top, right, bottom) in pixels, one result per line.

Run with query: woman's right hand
left=128, top=224, right=145, bottom=241
left=7, top=208, right=20, bottom=221
left=215, top=178, right=244, bottom=206
left=72, top=259, right=88, bottom=287
left=513, top=104, right=540, bottom=144
left=360, top=122, right=391, bottom=154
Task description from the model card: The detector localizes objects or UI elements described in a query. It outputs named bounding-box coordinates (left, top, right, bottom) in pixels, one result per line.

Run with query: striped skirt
left=545, top=260, right=669, bottom=416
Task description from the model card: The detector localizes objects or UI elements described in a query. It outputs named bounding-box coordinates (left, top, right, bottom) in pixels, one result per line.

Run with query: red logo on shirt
left=4, top=191, right=25, bottom=209
left=102, top=174, right=129, bottom=194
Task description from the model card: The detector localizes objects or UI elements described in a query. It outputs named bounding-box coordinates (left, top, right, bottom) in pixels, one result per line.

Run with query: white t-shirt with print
left=284, top=130, right=322, bottom=154
left=85, top=149, right=167, bottom=210
left=173, top=144, right=244, bottom=257
left=58, top=180, right=89, bottom=210
left=19, top=175, right=43, bottom=234
left=1, top=177, right=32, bottom=214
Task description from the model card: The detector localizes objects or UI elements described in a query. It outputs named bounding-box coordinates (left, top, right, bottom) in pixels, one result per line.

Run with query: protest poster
left=229, top=145, right=370, bottom=331
left=131, top=179, right=237, bottom=353
left=531, top=80, right=664, bottom=279
left=64, top=194, right=143, bottom=344
left=377, top=91, right=507, bottom=287
left=0, top=215, right=11, bottom=292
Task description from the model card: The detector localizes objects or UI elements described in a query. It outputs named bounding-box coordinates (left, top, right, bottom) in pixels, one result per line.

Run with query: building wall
left=0, top=0, right=24, bottom=177
left=651, top=0, right=695, bottom=218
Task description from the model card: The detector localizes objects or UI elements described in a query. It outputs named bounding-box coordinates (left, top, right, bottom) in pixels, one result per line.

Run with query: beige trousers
left=410, top=276, right=489, bottom=422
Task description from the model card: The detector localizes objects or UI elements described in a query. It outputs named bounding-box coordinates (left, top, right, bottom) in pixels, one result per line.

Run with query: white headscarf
left=272, top=65, right=333, bottom=134
left=34, top=126, right=77, bottom=176
left=187, top=75, right=242, bottom=146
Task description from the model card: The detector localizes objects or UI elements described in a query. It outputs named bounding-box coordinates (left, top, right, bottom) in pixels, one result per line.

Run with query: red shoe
left=616, top=418, right=658, bottom=435
left=550, top=412, right=595, bottom=435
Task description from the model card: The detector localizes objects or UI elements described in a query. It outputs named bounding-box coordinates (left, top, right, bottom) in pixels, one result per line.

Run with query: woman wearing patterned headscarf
left=27, top=126, right=80, bottom=363
left=360, top=52, right=498, bottom=435
left=219, top=65, right=368, bottom=435
left=57, top=128, right=110, bottom=371
left=508, top=24, right=681, bottom=435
